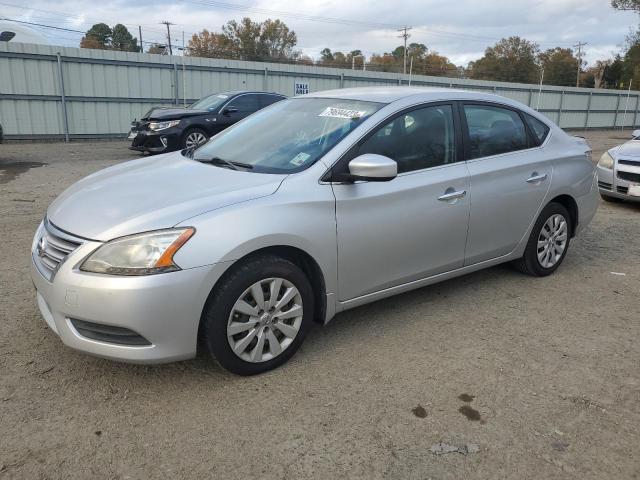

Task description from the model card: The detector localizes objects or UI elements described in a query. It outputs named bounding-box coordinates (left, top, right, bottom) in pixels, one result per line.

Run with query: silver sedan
left=31, top=87, right=598, bottom=375
left=597, top=129, right=640, bottom=202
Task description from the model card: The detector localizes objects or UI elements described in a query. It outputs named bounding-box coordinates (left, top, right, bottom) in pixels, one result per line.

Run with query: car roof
left=218, top=90, right=286, bottom=97
left=304, top=86, right=514, bottom=105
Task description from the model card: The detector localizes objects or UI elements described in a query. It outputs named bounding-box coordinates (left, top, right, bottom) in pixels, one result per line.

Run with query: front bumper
left=30, top=229, right=229, bottom=364
left=596, top=163, right=640, bottom=202
left=129, top=128, right=181, bottom=153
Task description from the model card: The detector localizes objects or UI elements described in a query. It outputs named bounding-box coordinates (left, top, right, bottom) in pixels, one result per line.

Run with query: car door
left=331, top=103, right=470, bottom=301
left=461, top=103, right=553, bottom=265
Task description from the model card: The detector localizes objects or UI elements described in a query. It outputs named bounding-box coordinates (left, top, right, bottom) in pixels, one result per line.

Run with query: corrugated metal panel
left=1, top=41, right=639, bottom=138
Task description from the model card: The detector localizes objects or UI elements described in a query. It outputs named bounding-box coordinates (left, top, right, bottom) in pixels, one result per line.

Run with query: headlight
left=148, top=120, right=180, bottom=131
left=80, top=228, right=195, bottom=276
left=598, top=151, right=614, bottom=169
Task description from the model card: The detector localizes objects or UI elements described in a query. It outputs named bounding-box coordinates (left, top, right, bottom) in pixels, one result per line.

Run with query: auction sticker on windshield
left=319, top=107, right=367, bottom=119
left=290, top=152, right=311, bottom=166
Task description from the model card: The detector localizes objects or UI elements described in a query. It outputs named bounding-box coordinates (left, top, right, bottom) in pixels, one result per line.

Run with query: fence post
left=56, top=53, right=70, bottom=143
left=263, top=68, right=268, bottom=91
left=613, top=94, right=621, bottom=128
left=634, top=95, right=640, bottom=128
left=528, top=89, right=533, bottom=107
left=558, top=90, right=564, bottom=128
left=173, top=63, right=179, bottom=105
left=340, top=73, right=344, bottom=88
left=584, top=92, right=592, bottom=131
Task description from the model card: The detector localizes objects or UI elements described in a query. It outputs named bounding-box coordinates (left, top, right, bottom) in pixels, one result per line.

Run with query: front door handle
left=526, top=173, right=548, bottom=183
left=438, top=189, right=467, bottom=201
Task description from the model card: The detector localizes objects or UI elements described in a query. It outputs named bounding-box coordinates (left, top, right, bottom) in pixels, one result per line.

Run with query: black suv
left=129, top=91, right=286, bottom=153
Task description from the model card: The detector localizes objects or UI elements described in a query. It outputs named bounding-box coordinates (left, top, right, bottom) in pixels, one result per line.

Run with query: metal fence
left=1, top=41, right=639, bottom=140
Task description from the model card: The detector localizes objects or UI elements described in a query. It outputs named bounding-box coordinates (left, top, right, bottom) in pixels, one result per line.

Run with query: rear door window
left=463, top=104, right=528, bottom=159
left=260, top=94, right=285, bottom=108
left=228, top=94, right=260, bottom=114
left=524, top=113, right=550, bottom=146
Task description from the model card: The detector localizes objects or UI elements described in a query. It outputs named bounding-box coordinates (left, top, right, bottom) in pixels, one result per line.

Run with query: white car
left=597, top=130, right=640, bottom=202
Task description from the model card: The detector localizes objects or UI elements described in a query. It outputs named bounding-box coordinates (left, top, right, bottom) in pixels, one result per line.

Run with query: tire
left=181, top=128, right=209, bottom=149
left=201, top=255, right=314, bottom=375
left=600, top=193, right=620, bottom=203
left=512, top=202, right=571, bottom=277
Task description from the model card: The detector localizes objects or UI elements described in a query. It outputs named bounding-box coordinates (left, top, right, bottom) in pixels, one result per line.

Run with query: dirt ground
left=0, top=131, right=638, bottom=480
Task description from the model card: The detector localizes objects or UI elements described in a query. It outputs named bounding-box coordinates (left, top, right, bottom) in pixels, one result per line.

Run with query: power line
left=0, top=18, right=162, bottom=46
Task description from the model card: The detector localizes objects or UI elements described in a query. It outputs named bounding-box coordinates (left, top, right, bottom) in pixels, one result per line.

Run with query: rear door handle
left=438, top=189, right=467, bottom=201
left=526, top=173, right=548, bottom=183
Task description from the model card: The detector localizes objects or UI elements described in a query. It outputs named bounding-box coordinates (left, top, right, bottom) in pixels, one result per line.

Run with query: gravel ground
left=1, top=131, right=639, bottom=479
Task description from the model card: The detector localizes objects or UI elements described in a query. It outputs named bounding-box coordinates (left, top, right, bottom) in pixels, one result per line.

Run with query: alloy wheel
left=185, top=131, right=207, bottom=148
left=227, top=277, right=303, bottom=363
left=537, top=213, right=568, bottom=268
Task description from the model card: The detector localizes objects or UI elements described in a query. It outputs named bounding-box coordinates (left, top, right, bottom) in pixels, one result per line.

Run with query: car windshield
left=189, top=93, right=232, bottom=111
left=192, top=97, right=383, bottom=173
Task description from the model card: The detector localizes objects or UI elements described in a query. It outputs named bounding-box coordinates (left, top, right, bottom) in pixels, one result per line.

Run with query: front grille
left=617, top=170, right=640, bottom=183
left=618, top=159, right=640, bottom=166
left=33, top=220, right=82, bottom=281
left=617, top=186, right=629, bottom=194
left=69, top=319, right=151, bottom=346
left=598, top=180, right=612, bottom=190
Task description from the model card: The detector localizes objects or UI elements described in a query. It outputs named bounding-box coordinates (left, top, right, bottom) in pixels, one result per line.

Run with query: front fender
left=172, top=181, right=338, bottom=299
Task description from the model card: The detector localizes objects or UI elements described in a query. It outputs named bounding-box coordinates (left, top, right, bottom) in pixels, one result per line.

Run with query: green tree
left=469, top=36, right=540, bottom=83
left=319, top=48, right=334, bottom=62
left=221, top=17, right=297, bottom=61
left=111, top=24, right=139, bottom=52
left=80, top=23, right=111, bottom=49
left=80, top=23, right=139, bottom=52
left=538, top=48, right=578, bottom=87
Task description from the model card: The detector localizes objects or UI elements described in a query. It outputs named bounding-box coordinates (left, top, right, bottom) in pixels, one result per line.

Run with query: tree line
left=78, top=0, right=640, bottom=90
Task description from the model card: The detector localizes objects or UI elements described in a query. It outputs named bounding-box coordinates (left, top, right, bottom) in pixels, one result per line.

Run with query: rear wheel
left=513, top=202, right=571, bottom=277
left=201, top=255, right=314, bottom=375
left=181, top=128, right=209, bottom=149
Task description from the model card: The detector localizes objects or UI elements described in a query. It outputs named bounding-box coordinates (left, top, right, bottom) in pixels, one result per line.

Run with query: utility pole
left=138, top=26, right=143, bottom=53
left=397, top=26, right=412, bottom=75
left=161, top=21, right=174, bottom=55
left=574, top=41, right=587, bottom=88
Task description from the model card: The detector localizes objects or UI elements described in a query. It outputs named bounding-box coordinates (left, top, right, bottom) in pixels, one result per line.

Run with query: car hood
left=614, top=140, right=640, bottom=158
left=47, top=152, right=285, bottom=241
left=142, top=107, right=208, bottom=121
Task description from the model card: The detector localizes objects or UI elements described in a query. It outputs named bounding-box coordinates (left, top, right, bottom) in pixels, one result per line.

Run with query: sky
left=0, top=0, right=637, bottom=66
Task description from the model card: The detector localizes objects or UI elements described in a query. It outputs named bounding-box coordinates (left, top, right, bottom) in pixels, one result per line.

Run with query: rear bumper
left=30, top=244, right=230, bottom=364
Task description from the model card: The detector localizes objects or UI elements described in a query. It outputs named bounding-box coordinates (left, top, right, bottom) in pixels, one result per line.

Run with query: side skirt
left=328, top=251, right=521, bottom=319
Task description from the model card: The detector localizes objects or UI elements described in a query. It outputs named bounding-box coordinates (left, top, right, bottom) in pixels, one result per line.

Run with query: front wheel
left=512, top=202, right=571, bottom=277
left=201, top=255, right=314, bottom=375
left=181, top=128, right=209, bottom=149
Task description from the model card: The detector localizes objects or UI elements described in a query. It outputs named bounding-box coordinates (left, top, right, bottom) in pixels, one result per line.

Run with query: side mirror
left=632, top=129, right=640, bottom=139
left=348, top=154, right=397, bottom=182
left=222, top=106, right=239, bottom=116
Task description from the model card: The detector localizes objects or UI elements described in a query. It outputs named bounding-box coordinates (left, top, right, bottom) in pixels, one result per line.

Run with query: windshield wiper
left=197, top=157, right=254, bottom=170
